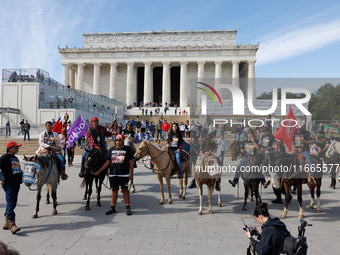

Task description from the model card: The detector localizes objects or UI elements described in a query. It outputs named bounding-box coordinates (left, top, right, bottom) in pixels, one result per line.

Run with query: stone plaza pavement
left=0, top=155, right=339, bottom=255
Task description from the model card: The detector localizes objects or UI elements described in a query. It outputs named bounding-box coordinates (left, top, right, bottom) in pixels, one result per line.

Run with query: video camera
left=241, top=218, right=258, bottom=236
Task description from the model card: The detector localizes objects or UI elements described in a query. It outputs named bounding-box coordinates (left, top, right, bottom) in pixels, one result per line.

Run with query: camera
left=241, top=218, right=258, bottom=236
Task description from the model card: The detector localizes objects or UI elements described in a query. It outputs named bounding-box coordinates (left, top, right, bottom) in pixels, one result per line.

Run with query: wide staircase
left=123, top=114, right=190, bottom=123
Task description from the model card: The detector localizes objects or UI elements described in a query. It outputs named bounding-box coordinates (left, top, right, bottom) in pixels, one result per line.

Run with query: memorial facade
left=58, top=30, right=259, bottom=107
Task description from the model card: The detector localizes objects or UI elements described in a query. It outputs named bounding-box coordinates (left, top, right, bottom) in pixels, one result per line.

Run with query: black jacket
left=250, top=217, right=290, bottom=255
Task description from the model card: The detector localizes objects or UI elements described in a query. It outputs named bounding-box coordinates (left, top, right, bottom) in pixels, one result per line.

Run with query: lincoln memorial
left=58, top=30, right=259, bottom=107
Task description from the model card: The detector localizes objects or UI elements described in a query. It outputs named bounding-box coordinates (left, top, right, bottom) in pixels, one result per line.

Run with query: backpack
left=274, top=227, right=308, bottom=255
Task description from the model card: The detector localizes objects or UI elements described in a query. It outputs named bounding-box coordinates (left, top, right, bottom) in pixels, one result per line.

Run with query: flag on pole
left=274, top=106, right=297, bottom=152
left=66, top=115, right=90, bottom=149
left=52, top=118, right=62, bottom=134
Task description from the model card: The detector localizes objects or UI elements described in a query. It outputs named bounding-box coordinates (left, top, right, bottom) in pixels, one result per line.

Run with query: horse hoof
left=250, top=197, right=253, bottom=202
left=218, top=203, right=222, bottom=207
left=291, top=190, right=296, bottom=194
left=178, top=194, right=182, bottom=198
left=298, top=214, right=304, bottom=219
left=198, top=211, right=203, bottom=215
left=159, top=201, right=163, bottom=205
left=307, top=205, right=314, bottom=210
left=32, top=214, right=38, bottom=219
left=182, top=196, right=185, bottom=199
left=209, top=210, right=214, bottom=214
left=242, top=207, right=246, bottom=211
left=96, top=202, right=101, bottom=207
left=85, top=206, right=90, bottom=210
left=130, top=190, right=135, bottom=194
left=83, top=196, right=87, bottom=200
left=45, top=200, right=50, bottom=204
left=280, top=215, right=286, bottom=219
left=52, top=210, right=57, bottom=215
left=316, top=209, right=321, bottom=213
left=167, top=200, right=172, bottom=204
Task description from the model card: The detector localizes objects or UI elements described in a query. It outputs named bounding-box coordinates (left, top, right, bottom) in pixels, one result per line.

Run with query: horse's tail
left=45, top=184, right=51, bottom=192
left=80, top=178, right=86, bottom=189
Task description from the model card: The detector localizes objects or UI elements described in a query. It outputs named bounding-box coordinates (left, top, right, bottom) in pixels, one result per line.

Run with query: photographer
left=246, top=203, right=290, bottom=255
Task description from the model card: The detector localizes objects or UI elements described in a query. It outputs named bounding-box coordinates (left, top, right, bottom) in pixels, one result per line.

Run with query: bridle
left=27, top=156, right=54, bottom=191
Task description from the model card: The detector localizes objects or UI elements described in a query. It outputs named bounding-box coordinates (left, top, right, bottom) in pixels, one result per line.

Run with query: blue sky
left=1, top=0, right=340, bottom=95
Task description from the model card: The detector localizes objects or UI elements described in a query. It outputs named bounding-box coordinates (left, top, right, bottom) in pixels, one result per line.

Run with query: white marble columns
left=77, top=63, right=84, bottom=90
left=248, top=60, right=256, bottom=100
left=143, top=62, right=153, bottom=104
left=214, top=60, right=223, bottom=97
left=126, top=62, right=134, bottom=106
left=62, top=64, right=69, bottom=86
left=232, top=60, right=240, bottom=87
left=68, top=68, right=75, bottom=89
left=180, top=61, right=188, bottom=107
left=162, top=61, right=171, bottom=107
left=109, top=63, right=117, bottom=99
left=197, top=61, right=205, bottom=105
left=93, top=63, right=101, bottom=95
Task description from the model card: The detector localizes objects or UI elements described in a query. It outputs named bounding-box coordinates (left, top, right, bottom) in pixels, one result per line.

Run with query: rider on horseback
left=166, top=122, right=184, bottom=178
left=228, top=129, right=271, bottom=188
left=79, top=117, right=115, bottom=178
left=38, top=121, right=68, bottom=180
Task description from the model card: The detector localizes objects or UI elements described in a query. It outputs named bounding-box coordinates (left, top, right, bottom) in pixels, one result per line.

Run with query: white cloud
left=257, top=18, right=340, bottom=65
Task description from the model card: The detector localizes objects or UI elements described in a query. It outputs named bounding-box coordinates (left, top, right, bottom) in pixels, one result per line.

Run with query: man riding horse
left=79, top=117, right=115, bottom=178
left=37, top=121, right=68, bottom=180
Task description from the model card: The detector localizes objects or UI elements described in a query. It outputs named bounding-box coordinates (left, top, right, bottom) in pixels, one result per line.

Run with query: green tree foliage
left=256, top=88, right=306, bottom=100
left=308, top=83, right=340, bottom=120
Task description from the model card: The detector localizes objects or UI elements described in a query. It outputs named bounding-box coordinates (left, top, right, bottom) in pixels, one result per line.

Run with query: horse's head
left=134, top=139, right=149, bottom=161
left=326, top=140, right=336, bottom=158
left=84, top=149, right=104, bottom=175
left=230, top=140, right=241, bottom=161
left=23, top=155, right=39, bottom=187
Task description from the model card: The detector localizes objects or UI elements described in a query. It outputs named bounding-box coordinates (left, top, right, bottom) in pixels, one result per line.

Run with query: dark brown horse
left=230, top=140, right=242, bottom=161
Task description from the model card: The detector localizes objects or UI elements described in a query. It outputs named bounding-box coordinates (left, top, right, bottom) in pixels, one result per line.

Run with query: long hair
left=167, top=122, right=183, bottom=143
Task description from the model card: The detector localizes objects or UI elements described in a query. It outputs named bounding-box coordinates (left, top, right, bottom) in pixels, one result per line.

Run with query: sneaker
left=126, top=208, right=132, bottom=216
left=263, top=180, right=271, bottom=189
left=61, top=173, right=68, bottom=180
left=228, top=180, right=236, bottom=187
left=188, top=180, right=197, bottom=189
left=105, top=208, right=116, bottom=215
left=271, top=199, right=283, bottom=204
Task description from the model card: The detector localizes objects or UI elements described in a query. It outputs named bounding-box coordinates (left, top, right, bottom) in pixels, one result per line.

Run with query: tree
left=256, top=88, right=306, bottom=100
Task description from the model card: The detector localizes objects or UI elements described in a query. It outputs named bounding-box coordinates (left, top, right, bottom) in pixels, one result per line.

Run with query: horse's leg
left=316, top=179, right=322, bottom=213
left=308, top=185, right=315, bottom=209
left=198, top=182, right=203, bottom=215
left=32, top=187, right=42, bottom=218
left=178, top=175, right=183, bottom=199
left=217, top=178, right=222, bottom=207
left=208, top=183, right=214, bottom=214
left=297, top=182, right=304, bottom=219
left=157, top=174, right=165, bottom=205
left=242, top=181, right=248, bottom=211
left=165, top=174, right=172, bottom=204
left=83, top=180, right=88, bottom=200
left=182, top=163, right=188, bottom=199
left=254, top=181, right=260, bottom=206
left=45, top=188, right=50, bottom=204
left=281, top=182, right=290, bottom=218
left=96, top=177, right=103, bottom=207
left=85, top=176, right=94, bottom=210
left=250, top=186, right=254, bottom=201
left=51, top=186, right=57, bottom=215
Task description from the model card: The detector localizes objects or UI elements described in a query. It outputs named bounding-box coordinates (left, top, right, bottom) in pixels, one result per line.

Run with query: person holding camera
left=246, top=202, right=290, bottom=255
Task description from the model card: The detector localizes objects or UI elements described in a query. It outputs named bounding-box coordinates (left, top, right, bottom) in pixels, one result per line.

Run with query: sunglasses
left=116, top=139, right=122, bottom=141
left=93, top=120, right=98, bottom=123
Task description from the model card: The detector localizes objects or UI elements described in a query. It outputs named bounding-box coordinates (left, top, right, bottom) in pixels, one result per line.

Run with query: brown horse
left=230, top=140, right=242, bottom=161
left=306, top=155, right=323, bottom=213
left=134, top=140, right=190, bottom=205
left=194, top=153, right=221, bottom=215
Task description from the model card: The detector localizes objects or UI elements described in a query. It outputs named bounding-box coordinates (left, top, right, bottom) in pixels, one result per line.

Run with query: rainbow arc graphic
left=196, top=82, right=223, bottom=106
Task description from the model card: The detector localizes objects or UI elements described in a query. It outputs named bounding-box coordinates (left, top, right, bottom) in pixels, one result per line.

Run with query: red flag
left=53, top=118, right=62, bottom=134
left=274, top=106, right=297, bottom=151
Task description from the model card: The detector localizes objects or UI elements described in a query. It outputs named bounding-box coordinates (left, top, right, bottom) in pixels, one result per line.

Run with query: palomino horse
left=195, top=153, right=221, bottom=215
left=23, top=153, right=59, bottom=218
left=80, top=148, right=107, bottom=210
left=134, top=140, right=189, bottom=205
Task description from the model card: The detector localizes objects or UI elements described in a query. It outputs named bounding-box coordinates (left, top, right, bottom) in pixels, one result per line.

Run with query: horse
left=80, top=148, right=107, bottom=210
left=134, top=140, right=189, bottom=205
left=230, top=140, right=242, bottom=161
left=195, top=153, right=222, bottom=215
left=240, top=153, right=266, bottom=211
left=23, top=153, right=59, bottom=218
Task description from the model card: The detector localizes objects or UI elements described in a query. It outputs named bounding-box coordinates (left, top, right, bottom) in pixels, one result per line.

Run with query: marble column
left=143, top=62, right=153, bottom=104
left=214, top=60, right=223, bottom=98
left=248, top=60, right=256, bottom=100
left=93, top=63, right=101, bottom=95
left=126, top=62, right=134, bottom=106
left=232, top=60, right=240, bottom=87
left=180, top=61, right=188, bottom=107
left=109, top=63, right=117, bottom=99
left=77, top=63, right=84, bottom=91
left=62, top=64, right=69, bottom=86
left=162, top=61, right=171, bottom=107
left=69, top=68, right=75, bottom=89
left=197, top=61, right=205, bottom=105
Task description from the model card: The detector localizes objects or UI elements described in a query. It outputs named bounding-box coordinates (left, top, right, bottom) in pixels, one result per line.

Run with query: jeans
left=18, top=127, right=24, bottom=135
left=55, top=153, right=65, bottom=169
left=300, top=151, right=314, bottom=178
left=157, top=130, right=163, bottom=140
left=3, top=184, right=20, bottom=220
left=233, top=156, right=248, bottom=183
left=163, top=131, right=169, bottom=140
left=235, top=134, right=240, bottom=142
left=220, top=151, right=225, bottom=166
left=67, top=148, right=74, bottom=163
left=174, top=150, right=183, bottom=175
left=24, top=131, right=30, bottom=140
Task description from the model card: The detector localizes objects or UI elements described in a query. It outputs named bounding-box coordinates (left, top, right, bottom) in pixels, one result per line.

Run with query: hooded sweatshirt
left=250, top=217, right=290, bottom=255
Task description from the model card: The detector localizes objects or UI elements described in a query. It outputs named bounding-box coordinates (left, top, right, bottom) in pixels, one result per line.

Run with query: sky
left=1, top=0, right=340, bottom=96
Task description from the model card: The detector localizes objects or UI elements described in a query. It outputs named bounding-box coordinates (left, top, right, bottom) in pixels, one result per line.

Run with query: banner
left=133, top=132, right=153, bottom=143
left=52, top=118, right=62, bottom=134
left=274, top=106, right=297, bottom=152
left=66, top=115, right=89, bottom=149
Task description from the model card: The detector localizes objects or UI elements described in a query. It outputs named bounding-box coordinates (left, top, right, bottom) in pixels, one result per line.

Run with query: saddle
left=168, top=149, right=190, bottom=176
